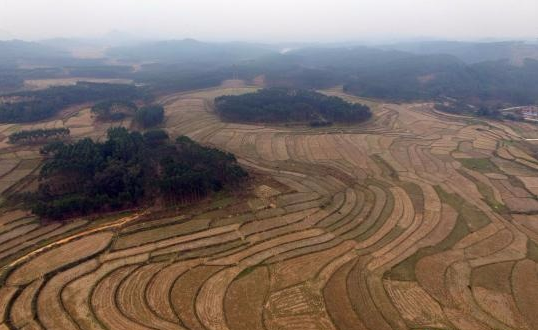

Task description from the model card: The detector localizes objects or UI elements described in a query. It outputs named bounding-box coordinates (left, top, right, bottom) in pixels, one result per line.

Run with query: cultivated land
left=1, top=84, right=538, bottom=330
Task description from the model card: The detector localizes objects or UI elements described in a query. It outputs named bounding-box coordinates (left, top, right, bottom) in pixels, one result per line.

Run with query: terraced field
left=1, top=85, right=538, bottom=330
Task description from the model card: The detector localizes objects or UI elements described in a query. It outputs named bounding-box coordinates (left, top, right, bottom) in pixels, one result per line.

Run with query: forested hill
left=0, top=82, right=147, bottom=123
left=30, top=127, right=247, bottom=220
left=241, top=47, right=538, bottom=105
left=380, top=41, right=538, bottom=64
left=2, top=39, right=538, bottom=108
left=0, top=40, right=68, bottom=67
left=215, top=88, right=371, bottom=126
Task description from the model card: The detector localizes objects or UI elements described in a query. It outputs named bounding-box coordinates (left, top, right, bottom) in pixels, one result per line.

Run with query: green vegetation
left=386, top=186, right=490, bottom=281
left=386, top=216, right=469, bottom=282
left=91, top=100, right=137, bottom=121
left=92, top=101, right=164, bottom=127
left=456, top=169, right=508, bottom=213
left=459, top=158, right=500, bottom=173
left=296, top=48, right=538, bottom=105
left=215, top=88, right=371, bottom=126
left=434, top=185, right=491, bottom=231
left=236, top=264, right=263, bottom=279
left=3, top=40, right=538, bottom=109
left=8, top=127, right=70, bottom=144
left=135, top=105, right=165, bottom=128
left=527, top=240, right=538, bottom=263
left=371, top=155, right=399, bottom=180
left=29, top=127, right=247, bottom=220
left=0, top=71, right=24, bottom=91
left=0, top=82, right=146, bottom=123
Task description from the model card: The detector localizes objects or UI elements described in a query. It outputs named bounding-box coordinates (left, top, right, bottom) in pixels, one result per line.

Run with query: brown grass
left=171, top=265, right=223, bottom=330
left=512, top=259, right=538, bottom=329
left=92, top=265, right=149, bottom=330
left=116, top=263, right=180, bottom=330
left=8, top=232, right=112, bottom=285
left=323, top=259, right=368, bottom=330
left=2, top=89, right=538, bottom=330
left=10, top=279, right=43, bottom=328
left=224, top=266, right=269, bottom=330
left=146, top=260, right=201, bottom=322
left=38, top=260, right=99, bottom=330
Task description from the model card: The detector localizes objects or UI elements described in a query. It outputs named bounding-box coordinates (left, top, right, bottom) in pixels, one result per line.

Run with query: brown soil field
left=1, top=86, right=537, bottom=330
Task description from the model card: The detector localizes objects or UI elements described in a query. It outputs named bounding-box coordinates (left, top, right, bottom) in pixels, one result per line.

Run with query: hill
left=240, top=46, right=538, bottom=105
left=0, top=40, right=69, bottom=68
left=0, top=82, right=147, bottom=123
left=215, top=88, right=371, bottom=126
left=30, top=127, right=247, bottom=220
left=107, top=39, right=276, bottom=66
left=381, top=40, right=538, bottom=64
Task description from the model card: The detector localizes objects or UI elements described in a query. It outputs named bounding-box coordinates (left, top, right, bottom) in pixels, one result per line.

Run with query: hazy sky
left=0, top=0, right=537, bottom=42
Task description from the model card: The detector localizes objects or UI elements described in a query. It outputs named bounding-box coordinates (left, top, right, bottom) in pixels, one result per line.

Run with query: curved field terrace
left=1, top=85, right=538, bottom=330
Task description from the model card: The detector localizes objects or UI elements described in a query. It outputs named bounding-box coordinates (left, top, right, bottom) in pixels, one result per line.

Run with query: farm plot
left=0, top=88, right=537, bottom=330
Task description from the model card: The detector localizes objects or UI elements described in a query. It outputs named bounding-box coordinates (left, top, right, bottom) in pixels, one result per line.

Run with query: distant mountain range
left=1, top=37, right=537, bottom=106
left=106, top=38, right=277, bottom=66
left=0, top=40, right=70, bottom=66
left=3, top=37, right=538, bottom=67
left=381, top=40, right=538, bottom=64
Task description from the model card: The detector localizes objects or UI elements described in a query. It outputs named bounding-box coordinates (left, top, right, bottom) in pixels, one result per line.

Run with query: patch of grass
left=385, top=215, right=470, bottom=281
left=399, top=181, right=424, bottom=212
left=371, top=154, right=399, bottom=180
left=150, top=252, right=177, bottom=263
left=385, top=186, right=491, bottom=281
left=527, top=240, right=538, bottom=263
left=434, top=186, right=490, bottom=232
left=209, top=191, right=235, bottom=208
left=354, top=183, right=394, bottom=242
left=434, top=184, right=462, bottom=205
left=236, top=264, right=263, bottom=280
left=462, top=204, right=490, bottom=231
left=457, top=169, right=509, bottom=214
left=359, top=226, right=405, bottom=256
left=459, top=157, right=500, bottom=173
left=176, top=240, right=247, bottom=262
left=476, top=184, right=508, bottom=213
left=507, top=174, right=530, bottom=191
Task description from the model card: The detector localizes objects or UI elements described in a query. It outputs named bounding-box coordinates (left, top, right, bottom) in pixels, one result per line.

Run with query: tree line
left=91, top=100, right=165, bottom=128
left=0, top=82, right=148, bottom=123
left=134, top=105, right=165, bottom=128
left=91, top=100, right=138, bottom=121
left=29, top=127, right=247, bottom=220
left=215, top=88, right=371, bottom=126
left=9, top=127, right=70, bottom=144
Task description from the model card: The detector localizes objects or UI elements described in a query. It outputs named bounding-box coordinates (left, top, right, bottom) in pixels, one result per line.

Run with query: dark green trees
left=32, top=127, right=246, bottom=220
left=91, top=100, right=138, bottom=121
left=0, top=82, right=145, bottom=123
left=135, top=105, right=165, bottom=128
left=8, top=128, right=70, bottom=144
left=215, top=88, right=371, bottom=126
left=158, top=135, right=247, bottom=202
left=91, top=101, right=164, bottom=128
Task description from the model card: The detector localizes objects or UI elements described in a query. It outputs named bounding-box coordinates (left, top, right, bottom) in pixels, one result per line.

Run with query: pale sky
left=0, top=0, right=537, bottom=42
